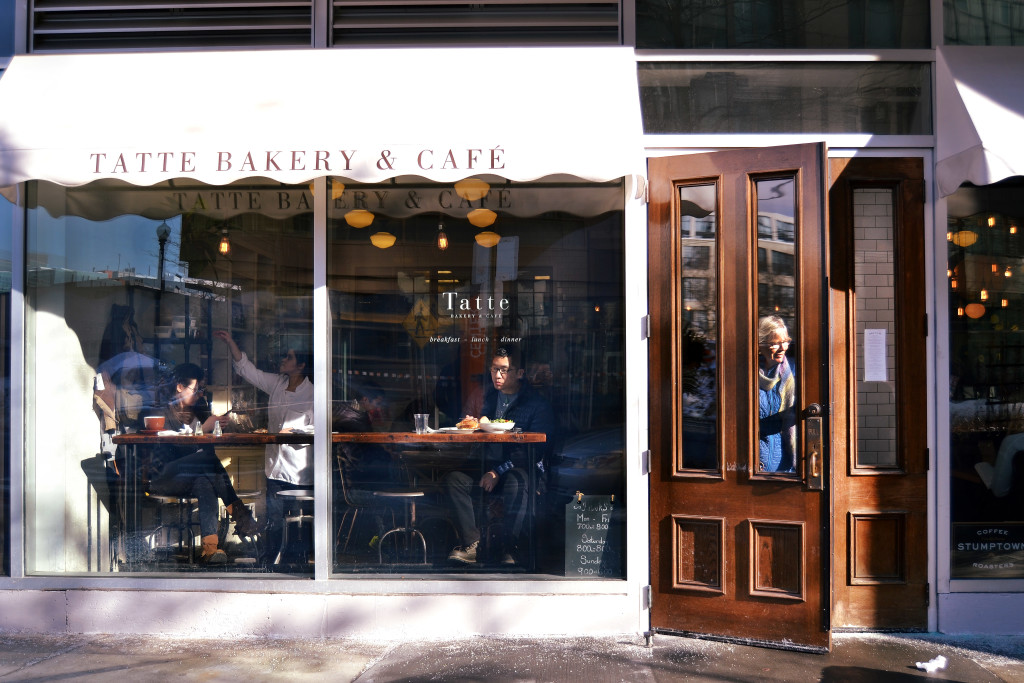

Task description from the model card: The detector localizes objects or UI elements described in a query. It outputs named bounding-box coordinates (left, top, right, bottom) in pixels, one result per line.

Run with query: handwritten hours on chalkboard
left=565, top=494, right=622, bottom=578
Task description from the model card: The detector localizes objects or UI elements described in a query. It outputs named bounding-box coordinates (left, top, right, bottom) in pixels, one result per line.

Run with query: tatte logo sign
left=441, top=292, right=510, bottom=319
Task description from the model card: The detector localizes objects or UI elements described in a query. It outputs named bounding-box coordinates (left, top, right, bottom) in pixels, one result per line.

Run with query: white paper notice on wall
left=863, top=328, right=888, bottom=382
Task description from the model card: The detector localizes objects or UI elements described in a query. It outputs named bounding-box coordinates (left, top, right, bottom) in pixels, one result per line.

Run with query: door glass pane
left=638, top=0, right=930, bottom=49
left=756, top=177, right=799, bottom=475
left=679, top=184, right=718, bottom=471
left=25, top=179, right=313, bottom=575
left=854, top=188, right=898, bottom=468
left=638, top=62, right=932, bottom=135
left=947, top=178, right=1024, bottom=579
left=328, top=177, right=627, bottom=577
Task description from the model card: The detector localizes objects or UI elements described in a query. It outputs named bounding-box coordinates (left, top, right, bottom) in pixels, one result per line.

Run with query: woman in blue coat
left=757, top=316, right=797, bottom=473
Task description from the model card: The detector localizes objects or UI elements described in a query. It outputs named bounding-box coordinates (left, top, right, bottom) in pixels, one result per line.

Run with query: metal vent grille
left=331, top=1, right=621, bottom=46
left=31, top=1, right=315, bottom=52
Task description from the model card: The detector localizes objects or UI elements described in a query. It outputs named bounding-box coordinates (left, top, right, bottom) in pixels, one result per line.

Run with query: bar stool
left=373, top=489, right=427, bottom=564
left=147, top=493, right=201, bottom=563
left=275, top=489, right=314, bottom=565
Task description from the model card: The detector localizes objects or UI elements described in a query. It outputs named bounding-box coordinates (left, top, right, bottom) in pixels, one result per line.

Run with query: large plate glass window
left=947, top=177, right=1024, bottom=579
left=0, top=190, right=10, bottom=575
left=24, top=179, right=313, bottom=575
left=328, top=176, right=627, bottom=577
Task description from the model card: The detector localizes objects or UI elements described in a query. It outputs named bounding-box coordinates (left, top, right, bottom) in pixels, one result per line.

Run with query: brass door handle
left=804, top=415, right=824, bottom=491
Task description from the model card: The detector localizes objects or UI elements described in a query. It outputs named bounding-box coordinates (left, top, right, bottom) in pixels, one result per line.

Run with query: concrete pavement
left=0, top=631, right=1021, bottom=682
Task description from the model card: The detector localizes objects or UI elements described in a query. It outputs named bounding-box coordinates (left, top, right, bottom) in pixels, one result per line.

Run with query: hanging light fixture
left=474, top=230, right=501, bottom=248
left=1012, top=225, right=1018, bottom=235
left=468, top=208, right=497, bottom=228
left=454, top=178, right=490, bottom=201
left=344, top=210, right=374, bottom=228
left=370, top=232, right=396, bottom=249
left=1007, top=266, right=1014, bottom=278
left=437, top=219, right=449, bottom=251
left=218, top=228, right=231, bottom=255
left=1003, top=299, right=1010, bottom=308
left=966, top=303, right=986, bottom=319
left=981, top=289, right=989, bottom=301
left=988, top=216, right=996, bottom=227
left=951, top=230, right=978, bottom=247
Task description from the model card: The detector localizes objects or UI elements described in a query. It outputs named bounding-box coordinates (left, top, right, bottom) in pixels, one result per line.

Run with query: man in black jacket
left=445, top=345, right=555, bottom=565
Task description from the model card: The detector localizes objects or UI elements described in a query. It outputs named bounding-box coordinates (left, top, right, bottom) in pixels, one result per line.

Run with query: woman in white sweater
left=215, top=330, right=313, bottom=565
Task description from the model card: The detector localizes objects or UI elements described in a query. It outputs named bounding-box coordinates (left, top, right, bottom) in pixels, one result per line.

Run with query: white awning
left=936, top=46, right=1024, bottom=197
left=0, top=47, right=643, bottom=188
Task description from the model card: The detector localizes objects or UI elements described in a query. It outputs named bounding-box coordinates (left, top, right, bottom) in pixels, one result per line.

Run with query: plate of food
left=478, top=418, right=515, bottom=433
left=438, top=427, right=478, bottom=434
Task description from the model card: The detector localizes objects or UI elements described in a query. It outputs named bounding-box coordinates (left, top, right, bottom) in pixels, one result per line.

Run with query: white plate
left=438, top=427, right=477, bottom=434
left=478, top=422, right=515, bottom=432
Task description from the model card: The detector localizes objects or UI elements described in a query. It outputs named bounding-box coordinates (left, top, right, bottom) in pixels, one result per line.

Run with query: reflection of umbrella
left=95, top=352, right=169, bottom=428
left=98, top=351, right=166, bottom=387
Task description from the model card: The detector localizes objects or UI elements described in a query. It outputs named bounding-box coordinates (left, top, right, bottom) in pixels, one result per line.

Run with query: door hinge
left=641, top=450, right=651, bottom=476
left=640, top=314, right=651, bottom=340
left=642, top=584, right=653, bottom=610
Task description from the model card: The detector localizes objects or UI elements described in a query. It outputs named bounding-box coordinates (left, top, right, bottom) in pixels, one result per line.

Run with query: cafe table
left=112, top=432, right=314, bottom=568
left=112, top=430, right=546, bottom=568
left=331, top=431, right=547, bottom=567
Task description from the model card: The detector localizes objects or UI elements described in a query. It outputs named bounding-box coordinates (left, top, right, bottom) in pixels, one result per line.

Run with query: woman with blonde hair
left=757, top=316, right=797, bottom=472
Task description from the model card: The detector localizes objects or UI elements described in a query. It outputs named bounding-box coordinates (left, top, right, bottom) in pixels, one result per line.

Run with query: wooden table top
left=113, top=431, right=545, bottom=445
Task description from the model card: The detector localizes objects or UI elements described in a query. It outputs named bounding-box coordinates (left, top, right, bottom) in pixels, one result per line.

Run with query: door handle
left=804, top=404, right=824, bottom=491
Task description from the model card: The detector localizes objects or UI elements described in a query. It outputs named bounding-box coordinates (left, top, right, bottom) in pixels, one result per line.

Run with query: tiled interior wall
left=854, top=188, right=898, bottom=467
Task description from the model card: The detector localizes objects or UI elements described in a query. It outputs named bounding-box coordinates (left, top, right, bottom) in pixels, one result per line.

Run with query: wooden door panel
left=649, top=144, right=830, bottom=651
left=828, top=157, right=928, bottom=630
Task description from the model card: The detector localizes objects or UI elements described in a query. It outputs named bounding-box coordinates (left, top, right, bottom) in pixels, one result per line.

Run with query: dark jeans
left=443, top=468, right=529, bottom=552
left=263, top=478, right=311, bottom=564
left=148, top=449, right=239, bottom=538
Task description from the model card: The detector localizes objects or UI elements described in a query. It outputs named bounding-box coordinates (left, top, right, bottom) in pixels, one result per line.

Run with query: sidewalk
left=0, top=631, right=1021, bottom=682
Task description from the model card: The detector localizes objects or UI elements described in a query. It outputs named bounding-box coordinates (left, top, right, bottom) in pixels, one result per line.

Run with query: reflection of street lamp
left=155, top=221, right=171, bottom=330
left=156, top=221, right=171, bottom=291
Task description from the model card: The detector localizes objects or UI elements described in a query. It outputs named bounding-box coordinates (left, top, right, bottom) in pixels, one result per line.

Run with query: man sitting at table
left=145, top=363, right=261, bottom=564
left=444, top=345, right=556, bottom=565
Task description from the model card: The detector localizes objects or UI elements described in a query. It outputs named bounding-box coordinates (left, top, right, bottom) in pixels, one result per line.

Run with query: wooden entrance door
left=828, top=157, right=929, bottom=629
left=648, top=143, right=831, bottom=651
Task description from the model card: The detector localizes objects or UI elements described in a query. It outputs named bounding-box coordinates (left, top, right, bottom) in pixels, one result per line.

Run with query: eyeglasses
left=490, top=366, right=511, bottom=376
left=760, top=339, right=792, bottom=351
left=183, top=384, right=205, bottom=396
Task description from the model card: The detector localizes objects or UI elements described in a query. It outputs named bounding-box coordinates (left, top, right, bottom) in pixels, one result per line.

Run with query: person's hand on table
left=479, top=470, right=499, bottom=491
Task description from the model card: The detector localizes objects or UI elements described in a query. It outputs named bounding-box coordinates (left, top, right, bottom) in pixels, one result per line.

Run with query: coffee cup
left=144, top=416, right=165, bottom=431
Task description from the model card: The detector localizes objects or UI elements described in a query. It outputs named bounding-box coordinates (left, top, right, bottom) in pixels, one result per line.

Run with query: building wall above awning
left=0, top=47, right=643, bottom=188
left=936, top=46, right=1024, bottom=197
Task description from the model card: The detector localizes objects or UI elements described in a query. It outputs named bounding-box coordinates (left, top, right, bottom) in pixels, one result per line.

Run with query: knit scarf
left=759, top=358, right=797, bottom=459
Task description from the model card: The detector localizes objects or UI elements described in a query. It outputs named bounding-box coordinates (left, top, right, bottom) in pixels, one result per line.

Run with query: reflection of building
left=0, top=1, right=1023, bottom=646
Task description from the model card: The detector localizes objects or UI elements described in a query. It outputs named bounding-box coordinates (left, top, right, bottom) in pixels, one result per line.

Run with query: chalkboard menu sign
left=565, top=494, right=623, bottom=578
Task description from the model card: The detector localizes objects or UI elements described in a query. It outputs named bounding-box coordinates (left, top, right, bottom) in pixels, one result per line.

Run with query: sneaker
left=448, top=541, right=479, bottom=564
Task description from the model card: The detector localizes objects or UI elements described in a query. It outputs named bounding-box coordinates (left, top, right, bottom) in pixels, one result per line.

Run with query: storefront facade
left=0, top=0, right=1022, bottom=646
